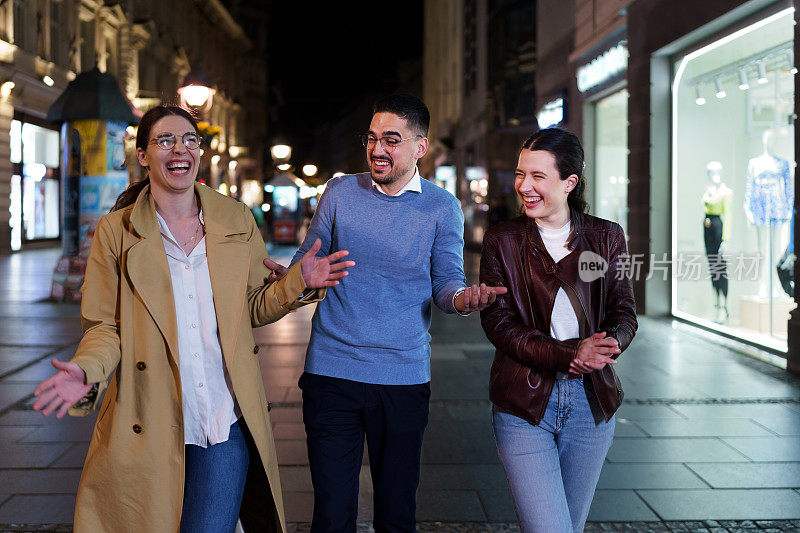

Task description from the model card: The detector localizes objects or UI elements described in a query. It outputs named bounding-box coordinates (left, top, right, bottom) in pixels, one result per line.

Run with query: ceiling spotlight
left=714, top=78, right=726, bottom=99
left=738, top=68, right=749, bottom=91
left=757, top=62, right=768, bottom=84
left=695, top=85, right=706, bottom=106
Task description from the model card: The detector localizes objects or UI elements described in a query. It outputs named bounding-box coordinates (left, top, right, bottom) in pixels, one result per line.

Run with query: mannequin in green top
left=702, top=161, right=733, bottom=322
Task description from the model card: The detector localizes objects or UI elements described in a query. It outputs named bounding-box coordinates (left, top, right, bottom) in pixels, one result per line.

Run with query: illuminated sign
left=536, top=98, right=564, bottom=129
left=577, top=42, right=628, bottom=93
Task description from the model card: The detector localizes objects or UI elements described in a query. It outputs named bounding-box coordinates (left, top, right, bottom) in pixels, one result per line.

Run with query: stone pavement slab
left=687, top=462, right=800, bottom=488
left=638, top=489, right=800, bottom=521
left=587, top=490, right=660, bottom=521
left=596, top=464, right=709, bottom=490
left=606, top=437, right=751, bottom=463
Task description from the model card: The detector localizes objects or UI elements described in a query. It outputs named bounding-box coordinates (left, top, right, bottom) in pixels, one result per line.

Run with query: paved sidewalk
left=0, top=247, right=799, bottom=532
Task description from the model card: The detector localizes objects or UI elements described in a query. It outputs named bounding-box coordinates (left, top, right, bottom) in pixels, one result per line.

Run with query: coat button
left=132, top=424, right=142, bottom=434
left=136, top=361, right=146, bottom=371
left=253, top=345, right=260, bottom=355
left=267, top=401, right=272, bottom=411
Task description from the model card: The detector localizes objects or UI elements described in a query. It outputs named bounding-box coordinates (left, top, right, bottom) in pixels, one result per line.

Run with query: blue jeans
left=492, top=378, right=615, bottom=533
left=181, top=419, right=250, bottom=533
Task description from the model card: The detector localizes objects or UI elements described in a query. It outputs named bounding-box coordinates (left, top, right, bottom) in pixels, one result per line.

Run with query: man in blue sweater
left=288, top=94, right=506, bottom=532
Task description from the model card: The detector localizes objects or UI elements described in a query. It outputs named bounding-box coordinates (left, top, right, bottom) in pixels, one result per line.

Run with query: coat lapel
left=126, top=187, right=180, bottom=363
left=196, top=184, right=250, bottom=369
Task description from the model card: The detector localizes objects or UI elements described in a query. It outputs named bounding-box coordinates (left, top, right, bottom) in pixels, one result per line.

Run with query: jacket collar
left=130, top=181, right=247, bottom=238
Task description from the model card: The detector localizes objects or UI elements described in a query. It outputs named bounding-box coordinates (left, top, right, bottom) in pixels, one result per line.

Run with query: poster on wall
left=78, top=174, right=129, bottom=256
left=72, top=120, right=107, bottom=176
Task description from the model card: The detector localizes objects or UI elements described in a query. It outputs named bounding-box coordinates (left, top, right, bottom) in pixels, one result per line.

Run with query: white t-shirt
left=536, top=220, right=580, bottom=342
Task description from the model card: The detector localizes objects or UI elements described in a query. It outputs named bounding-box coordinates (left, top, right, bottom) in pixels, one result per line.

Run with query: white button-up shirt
left=156, top=210, right=238, bottom=447
left=371, top=167, right=423, bottom=196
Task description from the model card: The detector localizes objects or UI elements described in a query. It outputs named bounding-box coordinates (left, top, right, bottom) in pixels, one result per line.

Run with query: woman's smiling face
left=136, top=115, right=200, bottom=195
left=515, top=149, right=576, bottom=226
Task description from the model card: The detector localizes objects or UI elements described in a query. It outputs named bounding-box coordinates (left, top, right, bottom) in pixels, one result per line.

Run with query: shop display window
left=593, top=88, right=629, bottom=234
left=672, top=8, right=795, bottom=351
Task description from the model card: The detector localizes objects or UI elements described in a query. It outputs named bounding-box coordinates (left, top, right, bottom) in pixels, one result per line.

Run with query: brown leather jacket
left=479, top=211, right=637, bottom=425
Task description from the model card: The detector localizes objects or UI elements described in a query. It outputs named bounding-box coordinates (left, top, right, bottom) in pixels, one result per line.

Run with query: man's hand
left=569, top=332, right=619, bottom=374
left=264, top=257, right=289, bottom=284
left=454, top=283, right=508, bottom=314
left=32, top=359, right=92, bottom=419
left=300, top=238, right=355, bottom=288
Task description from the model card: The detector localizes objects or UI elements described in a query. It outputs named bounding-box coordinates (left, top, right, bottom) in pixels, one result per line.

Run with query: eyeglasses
left=149, top=132, right=201, bottom=150
left=360, top=133, right=423, bottom=151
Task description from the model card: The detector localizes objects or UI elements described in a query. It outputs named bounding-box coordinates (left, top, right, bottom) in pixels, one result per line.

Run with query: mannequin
left=744, top=130, right=793, bottom=298
left=702, top=161, right=733, bottom=322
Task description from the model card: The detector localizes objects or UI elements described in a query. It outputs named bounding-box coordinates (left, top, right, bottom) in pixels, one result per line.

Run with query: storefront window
left=593, top=89, right=629, bottom=234
left=672, top=8, right=795, bottom=351
left=9, top=120, right=61, bottom=250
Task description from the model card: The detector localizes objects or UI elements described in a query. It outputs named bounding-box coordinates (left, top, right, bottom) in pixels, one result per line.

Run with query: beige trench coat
left=68, top=183, right=320, bottom=532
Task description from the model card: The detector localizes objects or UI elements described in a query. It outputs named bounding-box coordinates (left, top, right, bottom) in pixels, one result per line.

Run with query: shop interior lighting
left=332, top=172, right=345, bottom=178
left=42, top=75, right=54, bottom=87
left=264, top=184, right=275, bottom=193
left=211, top=154, right=221, bottom=165
left=737, top=68, right=749, bottom=90
left=714, top=78, right=726, bottom=99
left=694, top=85, right=706, bottom=105
left=277, top=163, right=291, bottom=171
left=757, top=62, right=768, bottom=84
left=230, top=184, right=237, bottom=194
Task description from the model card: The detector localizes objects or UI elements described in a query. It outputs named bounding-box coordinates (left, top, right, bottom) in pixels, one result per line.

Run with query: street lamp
left=302, top=164, right=318, bottom=177
left=178, top=66, right=215, bottom=113
left=271, top=144, right=291, bottom=161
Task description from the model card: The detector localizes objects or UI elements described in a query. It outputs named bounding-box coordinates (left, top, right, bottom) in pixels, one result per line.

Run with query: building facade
left=0, top=0, right=267, bottom=253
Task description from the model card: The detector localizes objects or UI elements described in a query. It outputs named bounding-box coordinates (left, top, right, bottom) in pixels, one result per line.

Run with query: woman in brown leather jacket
left=480, top=128, right=637, bottom=532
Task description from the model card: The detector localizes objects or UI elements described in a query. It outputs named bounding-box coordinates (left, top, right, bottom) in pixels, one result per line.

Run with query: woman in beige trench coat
left=32, top=105, right=353, bottom=532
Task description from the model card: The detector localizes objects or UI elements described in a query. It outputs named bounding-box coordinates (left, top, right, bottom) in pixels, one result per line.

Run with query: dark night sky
left=266, top=1, right=424, bottom=166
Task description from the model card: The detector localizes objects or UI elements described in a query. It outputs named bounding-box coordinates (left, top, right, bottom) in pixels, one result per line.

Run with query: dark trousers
left=299, top=372, right=431, bottom=533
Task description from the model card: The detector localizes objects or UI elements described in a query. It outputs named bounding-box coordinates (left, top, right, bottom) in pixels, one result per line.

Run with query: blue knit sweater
left=290, top=173, right=466, bottom=385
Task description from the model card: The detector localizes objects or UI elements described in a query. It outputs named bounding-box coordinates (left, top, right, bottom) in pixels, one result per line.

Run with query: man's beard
left=370, top=156, right=413, bottom=184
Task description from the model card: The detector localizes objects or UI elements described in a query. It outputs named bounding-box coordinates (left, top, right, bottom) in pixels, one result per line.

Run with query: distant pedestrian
left=268, top=93, right=507, bottom=532
left=32, top=105, right=353, bottom=533
left=479, top=127, right=637, bottom=532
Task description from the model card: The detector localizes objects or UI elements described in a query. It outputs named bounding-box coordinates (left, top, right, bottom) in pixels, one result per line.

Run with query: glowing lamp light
left=695, top=85, right=706, bottom=106
left=271, top=144, right=291, bottom=160
left=178, top=66, right=216, bottom=112
left=211, top=155, right=221, bottom=165
left=277, top=163, right=291, bottom=171
left=737, top=69, right=749, bottom=91
left=42, top=75, right=54, bottom=87
left=757, top=62, right=768, bottom=84
left=333, top=172, right=345, bottom=178
left=264, top=184, right=275, bottom=193
left=261, top=203, right=271, bottom=212
left=714, top=78, right=726, bottom=99
left=230, top=185, right=237, bottom=194
left=302, top=164, right=318, bottom=177
left=0, top=81, right=14, bottom=99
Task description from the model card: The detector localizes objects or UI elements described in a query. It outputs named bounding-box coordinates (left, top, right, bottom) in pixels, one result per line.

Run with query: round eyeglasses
left=149, top=132, right=201, bottom=150
left=359, top=133, right=422, bottom=151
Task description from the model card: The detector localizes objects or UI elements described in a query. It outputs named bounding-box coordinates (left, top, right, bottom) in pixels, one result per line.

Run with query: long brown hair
left=112, top=105, right=200, bottom=211
left=520, top=128, right=589, bottom=213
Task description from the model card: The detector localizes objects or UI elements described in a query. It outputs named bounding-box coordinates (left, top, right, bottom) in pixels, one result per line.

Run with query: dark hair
left=372, top=94, right=430, bottom=136
left=112, top=105, right=200, bottom=211
left=521, top=127, right=588, bottom=213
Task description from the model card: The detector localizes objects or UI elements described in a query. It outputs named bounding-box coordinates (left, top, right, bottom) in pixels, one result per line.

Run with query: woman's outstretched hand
left=32, top=359, right=92, bottom=419
left=570, top=331, right=619, bottom=374
left=300, top=238, right=355, bottom=288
